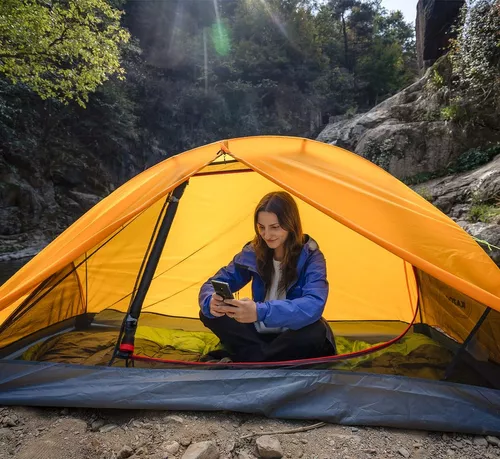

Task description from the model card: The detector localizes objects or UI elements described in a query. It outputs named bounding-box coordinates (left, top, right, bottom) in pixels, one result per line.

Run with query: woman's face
left=257, top=211, right=289, bottom=252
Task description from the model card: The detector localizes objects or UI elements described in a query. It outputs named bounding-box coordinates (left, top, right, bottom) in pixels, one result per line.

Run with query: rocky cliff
left=0, top=136, right=157, bottom=261
left=416, top=0, right=465, bottom=74
left=317, top=60, right=498, bottom=181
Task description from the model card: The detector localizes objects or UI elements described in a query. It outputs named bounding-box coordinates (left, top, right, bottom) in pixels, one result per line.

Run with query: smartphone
left=211, top=280, right=234, bottom=300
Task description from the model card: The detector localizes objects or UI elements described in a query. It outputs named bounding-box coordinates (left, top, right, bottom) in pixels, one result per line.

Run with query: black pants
left=199, top=312, right=336, bottom=362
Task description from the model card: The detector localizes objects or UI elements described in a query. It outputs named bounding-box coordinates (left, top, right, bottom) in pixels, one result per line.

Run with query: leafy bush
left=468, top=204, right=500, bottom=223
left=451, top=143, right=500, bottom=173
left=440, top=104, right=462, bottom=121
left=449, top=0, right=500, bottom=98
left=430, top=68, right=445, bottom=89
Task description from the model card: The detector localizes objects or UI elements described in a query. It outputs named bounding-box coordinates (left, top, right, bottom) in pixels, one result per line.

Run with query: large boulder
left=416, top=0, right=465, bottom=74
left=316, top=60, right=499, bottom=181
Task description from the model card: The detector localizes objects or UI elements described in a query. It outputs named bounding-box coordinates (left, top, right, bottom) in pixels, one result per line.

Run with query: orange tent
left=0, top=136, right=499, bottom=434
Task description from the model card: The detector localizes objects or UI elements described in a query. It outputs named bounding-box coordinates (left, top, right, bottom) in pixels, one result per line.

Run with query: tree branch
left=241, top=422, right=327, bottom=440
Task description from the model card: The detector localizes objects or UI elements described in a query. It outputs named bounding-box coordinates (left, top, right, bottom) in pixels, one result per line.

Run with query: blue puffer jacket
left=199, top=236, right=329, bottom=330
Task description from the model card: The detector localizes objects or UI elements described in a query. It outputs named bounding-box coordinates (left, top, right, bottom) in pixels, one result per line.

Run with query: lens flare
left=257, top=0, right=289, bottom=40
left=212, top=0, right=231, bottom=56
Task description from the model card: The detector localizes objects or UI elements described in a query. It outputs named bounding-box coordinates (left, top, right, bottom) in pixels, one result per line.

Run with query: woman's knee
left=290, top=320, right=333, bottom=351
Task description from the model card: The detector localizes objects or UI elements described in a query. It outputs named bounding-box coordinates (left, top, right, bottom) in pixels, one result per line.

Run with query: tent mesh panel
left=0, top=264, right=85, bottom=350
left=417, top=269, right=500, bottom=364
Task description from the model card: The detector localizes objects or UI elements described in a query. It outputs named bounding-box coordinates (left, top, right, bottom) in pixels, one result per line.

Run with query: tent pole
left=113, top=181, right=188, bottom=363
left=443, top=307, right=491, bottom=380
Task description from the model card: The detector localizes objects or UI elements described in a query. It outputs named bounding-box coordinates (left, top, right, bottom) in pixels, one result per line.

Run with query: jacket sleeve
left=255, top=249, right=329, bottom=330
left=199, top=252, right=252, bottom=318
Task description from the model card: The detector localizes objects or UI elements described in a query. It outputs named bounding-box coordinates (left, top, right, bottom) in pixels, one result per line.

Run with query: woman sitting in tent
left=198, top=191, right=336, bottom=362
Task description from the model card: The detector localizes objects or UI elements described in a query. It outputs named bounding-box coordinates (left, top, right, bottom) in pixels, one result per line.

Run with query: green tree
left=329, top=0, right=359, bottom=71
left=0, top=0, right=130, bottom=106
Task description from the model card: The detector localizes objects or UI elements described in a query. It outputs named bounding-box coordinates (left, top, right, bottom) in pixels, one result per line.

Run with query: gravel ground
left=1, top=406, right=499, bottom=459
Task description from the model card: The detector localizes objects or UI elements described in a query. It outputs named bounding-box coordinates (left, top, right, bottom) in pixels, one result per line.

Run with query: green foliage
left=316, top=0, right=417, bottom=107
left=0, top=0, right=130, bottom=106
left=468, top=204, right=500, bottom=223
left=430, top=68, right=445, bottom=89
left=444, top=0, right=500, bottom=126
left=415, top=186, right=433, bottom=202
left=452, top=144, right=500, bottom=172
left=0, top=0, right=419, bottom=201
left=440, top=104, right=463, bottom=121
left=449, top=0, right=500, bottom=96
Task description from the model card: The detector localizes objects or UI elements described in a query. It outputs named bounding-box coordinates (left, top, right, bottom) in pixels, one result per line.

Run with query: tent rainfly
left=0, top=136, right=499, bottom=434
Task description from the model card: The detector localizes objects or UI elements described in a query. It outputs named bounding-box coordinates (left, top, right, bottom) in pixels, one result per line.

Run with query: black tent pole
left=115, top=181, right=188, bottom=362
left=443, top=306, right=491, bottom=380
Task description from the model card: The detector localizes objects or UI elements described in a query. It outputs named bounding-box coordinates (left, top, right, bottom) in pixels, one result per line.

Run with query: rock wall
left=316, top=63, right=499, bottom=181
left=416, top=0, right=465, bottom=74
left=0, top=146, right=154, bottom=260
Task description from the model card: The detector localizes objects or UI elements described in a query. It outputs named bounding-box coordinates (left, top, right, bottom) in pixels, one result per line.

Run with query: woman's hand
left=209, top=293, right=226, bottom=317
left=222, top=298, right=257, bottom=323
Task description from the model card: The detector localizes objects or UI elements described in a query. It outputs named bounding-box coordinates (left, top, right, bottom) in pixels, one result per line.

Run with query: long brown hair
left=252, top=191, right=304, bottom=293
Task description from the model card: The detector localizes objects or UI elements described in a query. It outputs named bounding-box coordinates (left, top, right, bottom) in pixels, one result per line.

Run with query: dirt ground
left=0, top=406, right=499, bottom=459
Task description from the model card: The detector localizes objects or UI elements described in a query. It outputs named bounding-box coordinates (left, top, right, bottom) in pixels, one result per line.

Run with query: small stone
left=413, top=442, right=423, bottom=448
left=363, top=450, right=377, bottom=455
left=351, top=428, right=359, bottom=432
left=0, top=427, right=14, bottom=441
left=99, top=424, right=118, bottom=433
left=164, top=441, right=180, bottom=455
left=442, top=433, right=450, bottom=441
left=446, top=449, right=454, bottom=456
left=165, top=415, right=184, bottom=424
left=256, top=436, right=283, bottom=458
left=486, top=436, right=500, bottom=447
left=238, top=453, right=255, bottom=459
left=135, top=447, right=146, bottom=456
left=300, top=439, right=308, bottom=444
left=2, top=416, right=15, bottom=427
left=181, top=437, right=192, bottom=447
left=227, top=441, right=236, bottom=452
left=181, top=441, right=219, bottom=459
left=118, top=446, right=134, bottom=459
left=463, top=439, right=472, bottom=445
left=60, top=408, right=69, bottom=415
left=398, top=448, right=410, bottom=458
left=473, top=436, right=489, bottom=447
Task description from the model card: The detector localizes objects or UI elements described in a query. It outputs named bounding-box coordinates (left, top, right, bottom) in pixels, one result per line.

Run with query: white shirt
left=254, top=258, right=288, bottom=334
